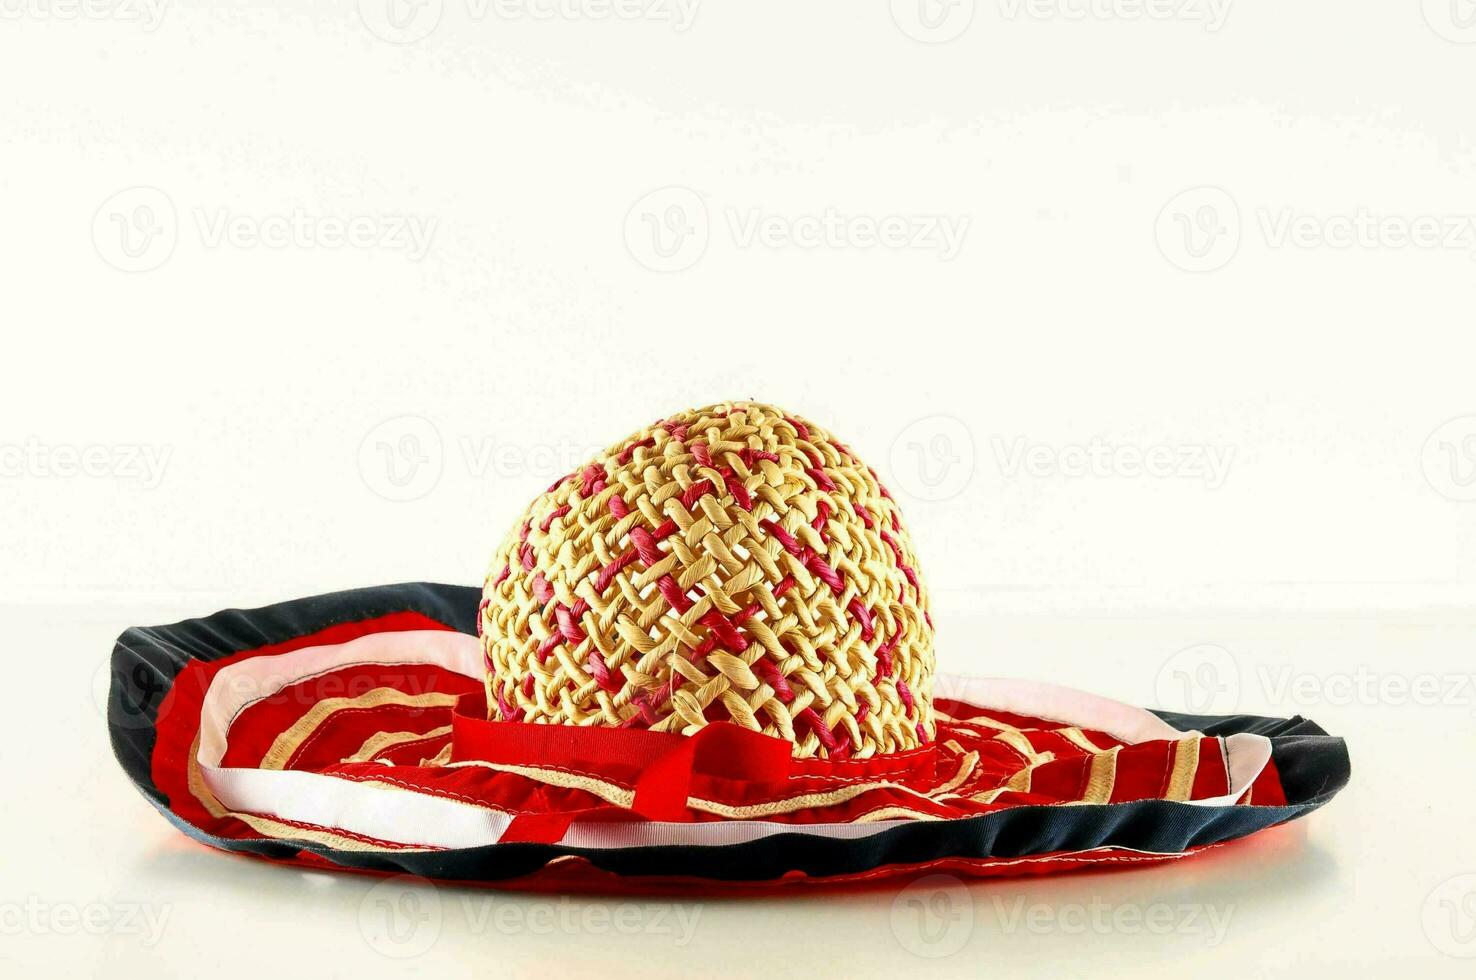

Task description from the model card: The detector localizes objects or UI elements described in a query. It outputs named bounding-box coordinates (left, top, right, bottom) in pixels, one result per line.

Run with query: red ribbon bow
left=451, top=693, right=796, bottom=843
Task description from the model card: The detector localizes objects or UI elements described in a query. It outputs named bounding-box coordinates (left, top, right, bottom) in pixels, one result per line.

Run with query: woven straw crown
left=480, top=401, right=934, bottom=758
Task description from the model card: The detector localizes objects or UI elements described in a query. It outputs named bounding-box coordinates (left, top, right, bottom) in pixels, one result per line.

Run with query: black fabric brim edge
left=108, top=582, right=1351, bottom=884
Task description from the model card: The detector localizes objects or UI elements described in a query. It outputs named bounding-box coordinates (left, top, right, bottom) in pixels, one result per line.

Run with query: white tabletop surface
left=5, top=599, right=1471, bottom=978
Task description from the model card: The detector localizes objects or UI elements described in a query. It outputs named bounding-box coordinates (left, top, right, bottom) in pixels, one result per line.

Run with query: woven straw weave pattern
left=480, top=401, right=934, bottom=758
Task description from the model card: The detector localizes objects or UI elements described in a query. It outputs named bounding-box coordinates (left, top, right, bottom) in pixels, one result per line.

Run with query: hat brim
left=108, top=583, right=1348, bottom=889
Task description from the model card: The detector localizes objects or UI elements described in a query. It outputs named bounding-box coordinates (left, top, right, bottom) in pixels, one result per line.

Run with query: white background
left=3, top=1, right=1476, bottom=976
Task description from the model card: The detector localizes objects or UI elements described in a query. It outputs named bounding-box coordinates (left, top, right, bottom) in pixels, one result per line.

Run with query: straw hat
left=109, top=401, right=1348, bottom=888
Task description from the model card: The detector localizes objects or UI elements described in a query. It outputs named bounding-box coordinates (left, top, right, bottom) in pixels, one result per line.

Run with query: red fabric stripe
left=149, top=612, right=460, bottom=842
left=452, top=694, right=794, bottom=822
left=219, top=662, right=475, bottom=769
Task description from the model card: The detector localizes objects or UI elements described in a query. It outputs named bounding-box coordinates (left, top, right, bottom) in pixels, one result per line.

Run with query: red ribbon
left=451, top=693, right=796, bottom=843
